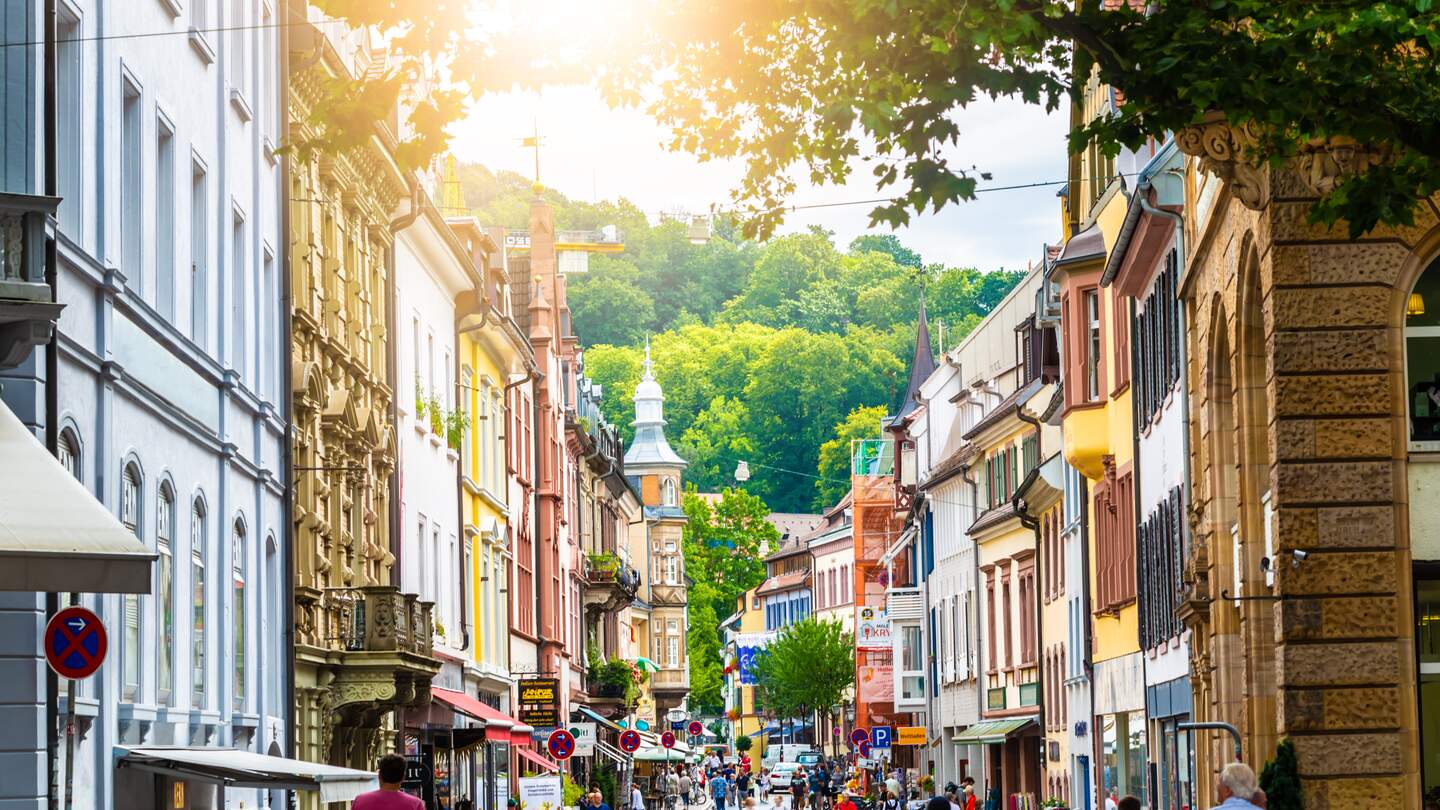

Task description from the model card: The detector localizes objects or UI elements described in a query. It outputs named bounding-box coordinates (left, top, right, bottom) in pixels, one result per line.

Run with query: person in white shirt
left=1104, top=787, right=1119, bottom=810
left=631, top=784, right=646, bottom=810
left=1209, top=762, right=1265, bottom=810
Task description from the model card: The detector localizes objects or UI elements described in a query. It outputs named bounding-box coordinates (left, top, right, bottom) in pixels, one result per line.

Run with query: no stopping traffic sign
left=45, top=606, right=106, bottom=680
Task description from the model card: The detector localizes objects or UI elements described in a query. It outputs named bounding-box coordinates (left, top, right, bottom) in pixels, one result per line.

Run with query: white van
left=761, top=744, right=816, bottom=769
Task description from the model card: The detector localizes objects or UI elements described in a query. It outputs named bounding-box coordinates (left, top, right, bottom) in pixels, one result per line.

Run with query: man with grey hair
left=1210, top=762, right=1263, bottom=810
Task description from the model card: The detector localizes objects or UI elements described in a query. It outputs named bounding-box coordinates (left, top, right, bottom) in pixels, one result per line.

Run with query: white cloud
left=449, top=85, right=1069, bottom=271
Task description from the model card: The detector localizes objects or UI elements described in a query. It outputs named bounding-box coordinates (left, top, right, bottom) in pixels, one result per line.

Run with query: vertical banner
left=736, top=633, right=770, bottom=685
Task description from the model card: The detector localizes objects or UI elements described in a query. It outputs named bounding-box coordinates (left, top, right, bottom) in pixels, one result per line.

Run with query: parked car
left=796, top=751, right=823, bottom=767
left=768, top=762, right=802, bottom=791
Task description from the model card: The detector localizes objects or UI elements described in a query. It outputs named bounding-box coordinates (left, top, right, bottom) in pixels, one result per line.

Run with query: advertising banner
left=856, top=607, right=892, bottom=650
left=857, top=661, right=894, bottom=703
left=736, top=633, right=771, bottom=685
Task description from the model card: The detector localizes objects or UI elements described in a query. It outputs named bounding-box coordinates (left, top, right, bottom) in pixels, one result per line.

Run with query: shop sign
left=520, top=708, right=560, bottom=727
left=519, top=678, right=559, bottom=704
left=570, top=722, right=596, bottom=756
left=894, top=726, right=926, bottom=746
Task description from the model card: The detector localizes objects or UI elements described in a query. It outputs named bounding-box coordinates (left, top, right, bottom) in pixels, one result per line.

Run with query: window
left=1084, top=289, right=1102, bottom=401
left=121, top=464, right=141, bottom=700
left=157, top=485, right=175, bottom=704
left=1136, top=251, right=1182, bottom=425
left=57, top=428, right=81, bottom=479
left=57, top=13, right=82, bottom=236
left=157, top=119, right=175, bottom=318
left=1112, top=296, right=1130, bottom=391
left=122, top=79, right=143, bottom=290
left=984, top=570, right=996, bottom=673
left=1002, top=574, right=1013, bottom=669
left=1139, top=486, right=1186, bottom=649
left=191, top=162, right=208, bottom=347
left=229, top=0, right=247, bottom=98
left=262, top=249, right=275, bottom=398
left=663, top=478, right=677, bottom=506
left=191, top=498, right=207, bottom=706
left=232, top=519, right=246, bottom=710
left=231, top=211, right=246, bottom=377
left=1094, top=469, right=1137, bottom=614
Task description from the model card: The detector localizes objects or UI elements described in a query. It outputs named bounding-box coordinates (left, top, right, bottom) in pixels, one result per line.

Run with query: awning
left=432, top=687, right=533, bottom=744
left=118, top=747, right=377, bottom=804
left=517, top=747, right=561, bottom=773
left=951, top=718, right=1038, bottom=745
left=633, top=747, right=697, bottom=763
left=578, top=705, right=625, bottom=734
left=0, top=402, right=155, bottom=592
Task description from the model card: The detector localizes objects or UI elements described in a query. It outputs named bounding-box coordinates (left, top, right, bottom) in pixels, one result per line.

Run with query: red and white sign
left=547, top=728, right=576, bottom=761
left=660, top=731, right=677, bottom=749
left=687, top=720, right=704, bottom=736
left=619, top=729, right=643, bottom=753
left=45, top=606, right=107, bottom=680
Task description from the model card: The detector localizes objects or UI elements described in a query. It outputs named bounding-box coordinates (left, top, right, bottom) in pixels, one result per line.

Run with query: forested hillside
left=458, top=164, right=1025, bottom=512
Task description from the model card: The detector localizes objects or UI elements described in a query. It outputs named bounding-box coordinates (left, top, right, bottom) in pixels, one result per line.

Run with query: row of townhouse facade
left=0, top=2, right=689, bottom=807
left=866, top=60, right=1440, bottom=810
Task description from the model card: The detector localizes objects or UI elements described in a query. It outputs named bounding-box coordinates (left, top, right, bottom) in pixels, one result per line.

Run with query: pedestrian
left=833, top=790, right=858, bottom=810
left=352, top=753, right=424, bottom=810
left=792, top=767, right=809, bottom=810
left=632, top=781, right=647, bottom=810
left=960, top=783, right=976, bottom=810
left=680, top=770, right=694, bottom=808
left=758, top=770, right=770, bottom=806
left=942, top=785, right=960, bottom=810
left=712, top=766, right=731, bottom=810
left=1209, top=762, right=1264, bottom=810
left=1118, top=799, right=1140, bottom=810
left=808, top=765, right=828, bottom=810
left=737, top=768, right=752, bottom=803
left=883, top=774, right=900, bottom=805
left=1104, top=787, right=1119, bottom=810
left=590, top=786, right=614, bottom=810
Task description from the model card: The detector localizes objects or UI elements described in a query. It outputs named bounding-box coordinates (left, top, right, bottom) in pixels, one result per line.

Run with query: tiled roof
left=757, top=569, right=810, bottom=596
left=961, top=378, right=1045, bottom=441
left=921, top=444, right=979, bottom=491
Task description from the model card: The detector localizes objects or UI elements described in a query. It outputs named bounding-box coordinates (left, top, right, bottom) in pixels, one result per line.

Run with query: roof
left=1100, top=138, right=1181, bottom=288
left=768, top=512, right=824, bottom=540
left=0, top=399, right=155, bottom=592
left=625, top=339, right=688, bottom=468
left=757, top=569, right=810, bottom=596
left=961, top=378, right=1045, bottom=441
left=893, top=293, right=938, bottom=422
left=921, top=444, right=979, bottom=491
left=644, top=505, right=687, bottom=520
left=1053, top=223, right=1106, bottom=268
left=967, top=502, right=1018, bottom=535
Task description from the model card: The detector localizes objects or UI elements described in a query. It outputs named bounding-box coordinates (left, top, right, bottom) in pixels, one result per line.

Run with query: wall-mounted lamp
left=1408, top=292, right=1426, bottom=316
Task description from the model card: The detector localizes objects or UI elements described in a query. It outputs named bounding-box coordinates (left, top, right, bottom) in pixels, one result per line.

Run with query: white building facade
left=0, top=0, right=290, bottom=806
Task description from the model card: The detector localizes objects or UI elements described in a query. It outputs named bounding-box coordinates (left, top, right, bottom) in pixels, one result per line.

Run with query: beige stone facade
left=287, top=14, right=438, bottom=791
left=1178, top=145, right=1428, bottom=806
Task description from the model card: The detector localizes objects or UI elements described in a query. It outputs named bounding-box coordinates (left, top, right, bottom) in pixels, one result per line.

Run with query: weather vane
left=520, top=119, right=544, bottom=193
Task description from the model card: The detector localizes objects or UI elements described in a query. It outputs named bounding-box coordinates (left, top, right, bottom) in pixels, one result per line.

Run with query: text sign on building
left=570, top=722, right=596, bottom=756
left=519, top=677, right=559, bottom=727
left=855, top=607, right=892, bottom=649
left=894, top=726, right=926, bottom=746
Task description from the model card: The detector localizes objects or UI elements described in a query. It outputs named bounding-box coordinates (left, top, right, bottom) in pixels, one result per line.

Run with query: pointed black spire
left=895, top=289, right=937, bottom=420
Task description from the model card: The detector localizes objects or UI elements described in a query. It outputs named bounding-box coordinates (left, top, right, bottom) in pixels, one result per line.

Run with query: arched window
left=662, top=477, right=677, bottom=506
left=1407, top=256, right=1440, bottom=448
left=157, top=483, right=175, bottom=704
left=120, top=463, right=142, bottom=701
left=232, top=518, right=246, bottom=711
left=57, top=427, right=81, bottom=479
left=191, top=497, right=207, bottom=707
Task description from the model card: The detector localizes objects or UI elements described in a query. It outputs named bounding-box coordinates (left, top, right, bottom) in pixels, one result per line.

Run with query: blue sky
left=451, top=85, right=1069, bottom=272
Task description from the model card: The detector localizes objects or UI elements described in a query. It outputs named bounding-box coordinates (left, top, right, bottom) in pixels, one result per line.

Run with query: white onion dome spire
left=625, top=338, right=687, bottom=468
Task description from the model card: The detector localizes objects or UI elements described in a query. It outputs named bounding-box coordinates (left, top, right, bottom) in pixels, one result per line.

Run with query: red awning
left=431, top=688, right=534, bottom=745
left=517, top=747, right=561, bottom=773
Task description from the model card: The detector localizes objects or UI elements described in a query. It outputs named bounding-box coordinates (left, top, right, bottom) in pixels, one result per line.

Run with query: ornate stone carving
left=1295, top=136, right=1392, bottom=195
left=331, top=678, right=398, bottom=708
left=1175, top=112, right=1271, bottom=210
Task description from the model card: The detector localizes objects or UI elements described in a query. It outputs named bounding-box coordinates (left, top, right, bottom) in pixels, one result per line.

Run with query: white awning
left=0, top=402, right=154, bottom=592
left=119, top=747, right=378, bottom=804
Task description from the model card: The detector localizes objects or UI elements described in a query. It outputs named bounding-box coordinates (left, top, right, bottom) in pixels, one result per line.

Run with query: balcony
left=0, top=192, right=62, bottom=369
left=651, top=667, right=690, bottom=695
left=582, top=552, right=641, bottom=614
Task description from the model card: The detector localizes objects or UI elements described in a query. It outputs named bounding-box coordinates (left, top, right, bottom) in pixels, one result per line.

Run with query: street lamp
left=734, top=461, right=750, bottom=482
left=687, top=215, right=711, bottom=245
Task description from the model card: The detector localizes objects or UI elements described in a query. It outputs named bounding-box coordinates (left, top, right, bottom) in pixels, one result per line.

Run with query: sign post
left=45, top=605, right=106, bottom=810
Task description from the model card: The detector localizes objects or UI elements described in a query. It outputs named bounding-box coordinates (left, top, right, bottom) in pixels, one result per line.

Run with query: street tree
left=753, top=618, right=856, bottom=730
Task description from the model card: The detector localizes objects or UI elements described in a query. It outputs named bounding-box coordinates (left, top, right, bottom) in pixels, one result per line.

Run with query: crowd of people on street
left=629, top=750, right=1269, bottom=810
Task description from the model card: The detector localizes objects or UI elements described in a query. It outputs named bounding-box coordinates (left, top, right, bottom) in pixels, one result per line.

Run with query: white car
left=768, top=762, right=802, bottom=791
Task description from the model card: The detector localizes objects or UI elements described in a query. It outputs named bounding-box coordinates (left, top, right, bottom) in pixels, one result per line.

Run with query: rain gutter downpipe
left=1012, top=406, right=1045, bottom=762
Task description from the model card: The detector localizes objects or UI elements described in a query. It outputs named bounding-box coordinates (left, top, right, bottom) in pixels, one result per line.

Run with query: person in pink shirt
left=353, top=753, right=424, bottom=810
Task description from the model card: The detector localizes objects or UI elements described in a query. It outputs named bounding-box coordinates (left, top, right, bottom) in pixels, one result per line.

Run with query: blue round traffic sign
left=619, top=729, right=643, bottom=753
left=849, top=727, right=869, bottom=747
left=547, top=728, right=576, bottom=761
left=45, top=606, right=106, bottom=680
left=660, top=731, right=677, bottom=749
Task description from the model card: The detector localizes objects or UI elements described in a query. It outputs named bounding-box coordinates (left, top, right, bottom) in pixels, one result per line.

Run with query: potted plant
left=428, top=395, right=445, bottom=434
left=587, top=551, right=620, bottom=577
left=414, top=378, right=427, bottom=422
left=445, top=407, right=470, bottom=452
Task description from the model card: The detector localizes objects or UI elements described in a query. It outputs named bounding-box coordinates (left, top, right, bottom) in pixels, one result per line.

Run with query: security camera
left=1259, top=556, right=1272, bottom=573
left=1291, top=549, right=1308, bottom=567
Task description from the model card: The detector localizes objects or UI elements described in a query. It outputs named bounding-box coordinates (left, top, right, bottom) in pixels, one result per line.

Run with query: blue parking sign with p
left=870, top=726, right=892, bottom=748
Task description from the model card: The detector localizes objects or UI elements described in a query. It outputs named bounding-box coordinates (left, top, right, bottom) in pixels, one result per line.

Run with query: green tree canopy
left=682, top=487, right=783, bottom=714
left=753, top=618, right=856, bottom=719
